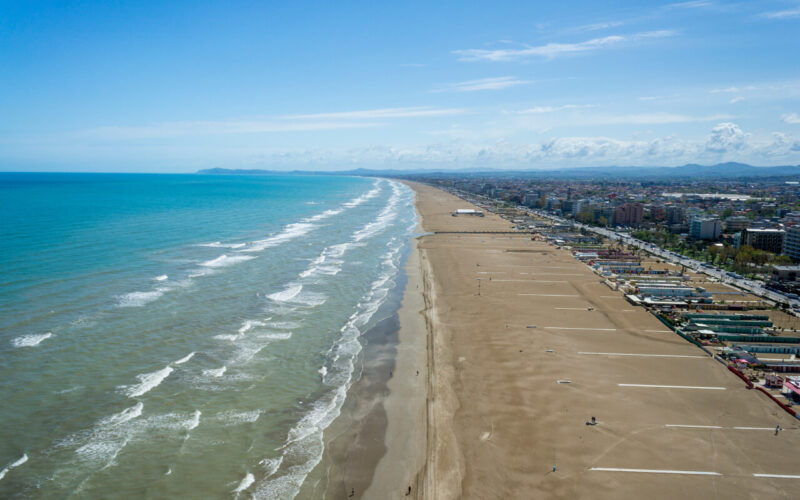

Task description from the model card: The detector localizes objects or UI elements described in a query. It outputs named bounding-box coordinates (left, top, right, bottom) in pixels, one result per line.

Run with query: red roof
left=785, top=381, right=800, bottom=396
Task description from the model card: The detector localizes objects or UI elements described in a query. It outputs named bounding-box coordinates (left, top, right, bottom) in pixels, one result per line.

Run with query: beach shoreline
left=305, top=182, right=427, bottom=499
left=362, top=193, right=429, bottom=499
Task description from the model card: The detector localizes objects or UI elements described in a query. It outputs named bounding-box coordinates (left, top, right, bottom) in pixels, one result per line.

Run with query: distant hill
left=198, top=163, right=800, bottom=180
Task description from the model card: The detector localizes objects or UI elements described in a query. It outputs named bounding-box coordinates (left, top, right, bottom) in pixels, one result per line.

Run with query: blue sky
left=1, top=0, right=800, bottom=172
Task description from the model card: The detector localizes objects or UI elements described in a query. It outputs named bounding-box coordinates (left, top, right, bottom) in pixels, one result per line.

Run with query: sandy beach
left=367, top=181, right=800, bottom=499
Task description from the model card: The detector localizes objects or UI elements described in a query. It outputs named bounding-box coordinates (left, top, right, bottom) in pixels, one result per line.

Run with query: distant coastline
left=198, top=162, right=800, bottom=180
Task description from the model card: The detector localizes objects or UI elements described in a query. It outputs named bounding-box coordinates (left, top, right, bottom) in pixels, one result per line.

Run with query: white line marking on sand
left=518, top=294, right=579, bottom=297
left=753, top=474, right=800, bottom=479
left=518, top=266, right=576, bottom=270
left=530, top=273, right=582, bottom=276
left=666, top=425, right=778, bottom=431
left=590, top=468, right=721, bottom=476
left=580, top=352, right=705, bottom=359
left=547, top=327, right=616, bottom=331
left=477, top=271, right=506, bottom=274
left=619, top=384, right=725, bottom=390
left=665, top=424, right=722, bottom=429
left=493, top=279, right=567, bottom=283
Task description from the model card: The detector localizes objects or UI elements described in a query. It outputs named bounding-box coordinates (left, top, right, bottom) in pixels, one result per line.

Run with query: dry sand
left=383, top=181, right=800, bottom=499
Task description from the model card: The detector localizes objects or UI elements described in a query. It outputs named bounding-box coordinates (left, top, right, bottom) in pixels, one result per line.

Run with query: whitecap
left=303, top=208, right=343, bottom=222
left=342, top=184, right=381, bottom=208
left=352, top=183, right=403, bottom=242
left=234, top=472, right=255, bottom=494
left=259, top=456, right=283, bottom=477
left=291, top=291, right=327, bottom=307
left=214, top=334, right=239, bottom=342
left=153, top=275, right=168, bottom=281
left=201, top=254, right=255, bottom=268
left=197, top=241, right=246, bottom=249
left=174, top=352, right=195, bottom=365
left=11, top=332, right=52, bottom=348
left=239, top=320, right=266, bottom=335
left=99, top=402, right=144, bottom=427
left=269, top=321, right=300, bottom=330
left=123, top=366, right=174, bottom=398
left=0, top=453, right=28, bottom=481
left=187, top=410, right=201, bottom=430
left=117, top=290, right=165, bottom=307
left=252, top=235, right=408, bottom=497
left=264, top=332, right=292, bottom=341
left=242, top=222, right=315, bottom=253
left=267, top=285, right=303, bottom=302
left=203, top=366, right=227, bottom=378
left=230, top=343, right=267, bottom=365
left=214, top=410, right=262, bottom=425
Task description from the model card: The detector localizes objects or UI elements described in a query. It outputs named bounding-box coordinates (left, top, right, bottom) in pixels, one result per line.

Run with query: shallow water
left=0, top=173, right=416, bottom=499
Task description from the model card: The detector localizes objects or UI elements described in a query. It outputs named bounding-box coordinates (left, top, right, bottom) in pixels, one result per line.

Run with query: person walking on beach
left=776, top=424, right=782, bottom=436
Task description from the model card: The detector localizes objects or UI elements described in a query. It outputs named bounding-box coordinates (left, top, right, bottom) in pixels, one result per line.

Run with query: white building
left=783, top=226, right=800, bottom=260
left=689, top=218, right=722, bottom=240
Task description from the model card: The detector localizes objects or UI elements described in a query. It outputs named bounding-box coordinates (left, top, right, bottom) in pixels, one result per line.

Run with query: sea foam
left=99, top=402, right=144, bottom=427
left=267, top=285, right=303, bottom=303
left=234, top=472, right=255, bottom=494
left=254, top=228, right=409, bottom=499
left=118, top=290, right=165, bottom=307
left=124, top=366, right=174, bottom=398
left=0, top=453, right=29, bottom=481
left=11, top=332, right=52, bottom=348
left=174, top=352, right=196, bottom=365
left=203, top=366, right=227, bottom=378
left=242, top=222, right=315, bottom=253
left=201, top=254, right=255, bottom=268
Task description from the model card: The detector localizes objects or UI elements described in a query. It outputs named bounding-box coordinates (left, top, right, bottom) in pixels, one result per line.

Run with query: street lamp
left=476, top=278, right=482, bottom=296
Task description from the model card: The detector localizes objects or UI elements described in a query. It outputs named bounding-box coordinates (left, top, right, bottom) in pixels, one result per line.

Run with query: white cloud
left=232, top=124, right=800, bottom=168
left=760, top=7, right=800, bottom=19
left=433, top=76, right=531, bottom=92
left=704, top=122, right=748, bottom=153
left=764, top=132, right=800, bottom=155
left=729, top=96, right=745, bottom=103
left=453, top=30, right=675, bottom=62
left=19, top=122, right=800, bottom=169
left=517, top=104, right=595, bottom=114
left=782, top=113, right=800, bottom=124
left=637, top=96, right=662, bottom=101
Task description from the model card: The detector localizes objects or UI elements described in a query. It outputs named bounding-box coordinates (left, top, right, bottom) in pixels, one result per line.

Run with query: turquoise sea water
left=0, top=173, right=416, bottom=499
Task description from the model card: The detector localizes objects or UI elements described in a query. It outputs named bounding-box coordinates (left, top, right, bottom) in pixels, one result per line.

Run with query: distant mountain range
left=198, top=162, right=800, bottom=180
